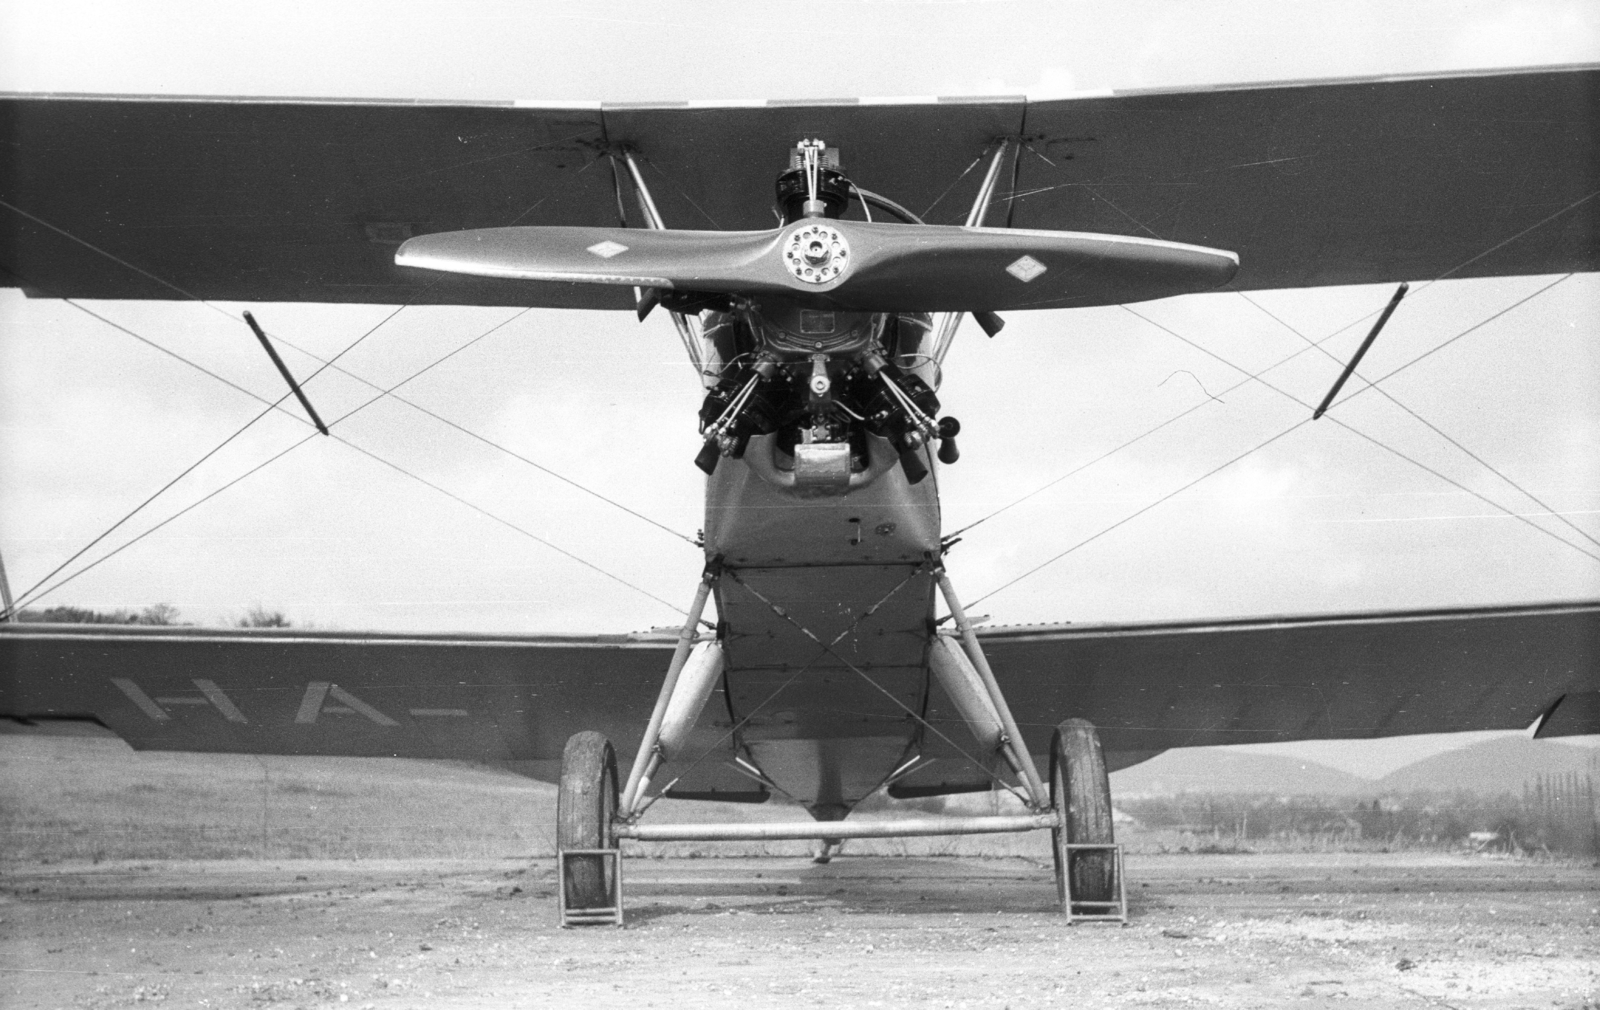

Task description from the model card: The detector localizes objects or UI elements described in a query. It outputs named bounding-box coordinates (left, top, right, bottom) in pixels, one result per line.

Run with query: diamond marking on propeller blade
left=1006, top=255, right=1046, bottom=283
left=587, top=240, right=629, bottom=259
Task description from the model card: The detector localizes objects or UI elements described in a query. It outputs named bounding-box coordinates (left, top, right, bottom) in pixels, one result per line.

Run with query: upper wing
left=3, top=64, right=1593, bottom=308
left=0, top=96, right=631, bottom=309
left=1009, top=65, right=1599, bottom=290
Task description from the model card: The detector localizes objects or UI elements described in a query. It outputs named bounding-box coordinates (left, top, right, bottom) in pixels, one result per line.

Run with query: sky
left=1, top=0, right=1596, bottom=776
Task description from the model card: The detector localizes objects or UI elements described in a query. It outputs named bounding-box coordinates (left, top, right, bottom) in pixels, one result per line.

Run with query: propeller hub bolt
left=784, top=223, right=849, bottom=285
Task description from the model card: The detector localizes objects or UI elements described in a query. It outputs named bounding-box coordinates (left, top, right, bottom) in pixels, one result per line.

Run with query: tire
left=1050, top=718, right=1115, bottom=911
left=557, top=731, right=618, bottom=912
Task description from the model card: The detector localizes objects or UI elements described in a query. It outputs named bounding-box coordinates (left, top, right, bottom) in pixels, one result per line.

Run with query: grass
left=0, top=734, right=1051, bottom=862
left=2, top=734, right=552, bottom=861
left=6, top=733, right=1589, bottom=864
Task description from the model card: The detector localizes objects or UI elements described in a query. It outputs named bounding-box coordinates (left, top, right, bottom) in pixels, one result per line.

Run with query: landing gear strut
left=555, top=568, right=1128, bottom=925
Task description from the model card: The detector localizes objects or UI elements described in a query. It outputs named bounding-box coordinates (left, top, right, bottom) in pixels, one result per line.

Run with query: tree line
left=12, top=603, right=290, bottom=628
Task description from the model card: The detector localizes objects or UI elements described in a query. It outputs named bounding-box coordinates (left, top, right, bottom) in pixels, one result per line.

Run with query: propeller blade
left=396, top=221, right=1239, bottom=313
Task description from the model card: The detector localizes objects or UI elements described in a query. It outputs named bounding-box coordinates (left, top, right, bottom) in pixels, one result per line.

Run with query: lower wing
left=4, top=601, right=1595, bottom=780
left=975, top=600, right=1599, bottom=763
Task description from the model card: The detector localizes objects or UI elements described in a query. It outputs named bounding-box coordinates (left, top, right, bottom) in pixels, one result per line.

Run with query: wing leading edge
left=2, top=64, right=1594, bottom=308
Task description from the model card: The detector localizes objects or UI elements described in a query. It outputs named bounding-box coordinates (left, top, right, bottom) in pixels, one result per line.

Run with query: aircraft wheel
left=1050, top=718, right=1115, bottom=912
left=557, top=731, right=618, bottom=911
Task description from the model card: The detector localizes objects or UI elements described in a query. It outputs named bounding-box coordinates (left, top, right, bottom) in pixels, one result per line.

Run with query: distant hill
left=1374, top=736, right=1596, bottom=795
left=1108, top=736, right=1597, bottom=798
left=1109, top=748, right=1369, bottom=796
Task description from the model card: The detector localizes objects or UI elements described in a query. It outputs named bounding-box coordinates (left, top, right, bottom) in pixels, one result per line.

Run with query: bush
left=1117, top=782, right=1597, bottom=858
left=16, top=603, right=183, bottom=625
left=237, top=604, right=290, bottom=628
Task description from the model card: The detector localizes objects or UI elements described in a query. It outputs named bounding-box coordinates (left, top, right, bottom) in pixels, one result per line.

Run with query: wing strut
left=932, top=140, right=1012, bottom=365
left=620, top=152, right=716, bottom=386
left=243, top=311, right=329, bottom=436
left=0, top=549, right=14, bottom=622
left=1312, top=283, right=1408, bottom=420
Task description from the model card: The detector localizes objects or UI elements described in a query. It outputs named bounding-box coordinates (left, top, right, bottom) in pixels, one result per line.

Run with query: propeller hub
left=784, top=223, right=849, bottom=284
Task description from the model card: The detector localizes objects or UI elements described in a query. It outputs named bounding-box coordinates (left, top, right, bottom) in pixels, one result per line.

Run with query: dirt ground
left=2, top=852, right=1595, bottom=1009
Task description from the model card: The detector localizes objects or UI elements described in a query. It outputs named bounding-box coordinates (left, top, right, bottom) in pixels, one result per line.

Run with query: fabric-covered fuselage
left=704, top=400, right=942, bottom=819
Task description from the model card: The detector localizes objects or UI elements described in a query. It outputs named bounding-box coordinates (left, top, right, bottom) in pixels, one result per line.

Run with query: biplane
left=1, top=62, right=1596, bottom=925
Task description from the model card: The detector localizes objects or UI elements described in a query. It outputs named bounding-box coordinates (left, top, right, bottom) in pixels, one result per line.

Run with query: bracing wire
left=12, top=434, right=321, bottom=612
left=239, top=318, right=701, bottom=547
left=1120, top=302, right=1600, bottom=564
left=0, top=199, right=235, bottom=319
left=1, top=281, right=696, bottom=614
left=3, top=399, right=278, bottom=618
left=1233, top=284, right=1600, bottom=552
left=943, top=300, right=1376, bottom=541
left=328, top=436, right=690, bottom=617
left=0, top=263, right=425, bottom=618
left=956, top=233, right=1595, bottom=603
left=1321, top=411, right=1600, bottom=563
left=3, top=199, right=699, bottom=549
left=1359, top=274, right=1578, bottom=389
left=724, top=567, right=1030, bottom=803
left=637, top=154, right=721, bottom=229
left=952, top=271, right=1582, bottom=547
left=3, top=159, right=697, bottom=548
left=644, top=564, right=1014, bottom=801
left=2, top=295, right=432, bottom=616
left=918, top=148, right=990, bottom=223
left=948, top=166, right=1597, bottom=545
left=7, top=305, right=693, bottom=620
left=1418, top=190, right=1599, bottom=289
left=965, top=419, right=1314, bottom=610
left=944, top=286, right=1393, bottom=542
